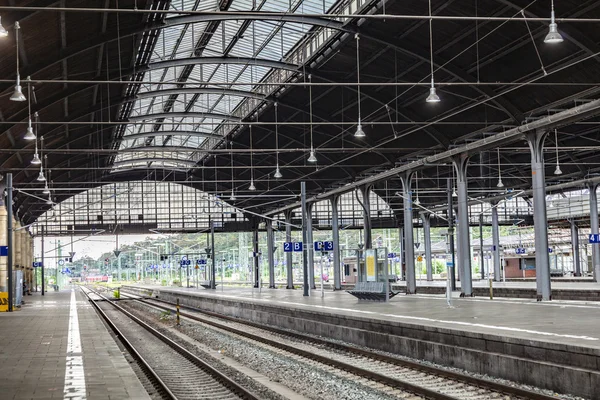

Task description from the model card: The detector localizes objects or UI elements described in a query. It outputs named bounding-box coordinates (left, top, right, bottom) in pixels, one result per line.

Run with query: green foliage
left=161, top=279, right=167, bottom=286
left=113, top=289, right=120, bottom=299
left=159, top=310, right=171, bottom=321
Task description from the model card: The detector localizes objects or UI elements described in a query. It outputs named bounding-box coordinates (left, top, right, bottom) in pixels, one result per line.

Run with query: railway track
left=81, top=287, right=259, bottom=400
left=119, top=289, right=562, bottom=400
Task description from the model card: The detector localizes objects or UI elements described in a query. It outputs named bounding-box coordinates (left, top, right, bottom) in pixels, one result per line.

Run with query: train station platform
left=123, top=283, right=600, bottom=398
left=0, top=287, right=150, bottom=400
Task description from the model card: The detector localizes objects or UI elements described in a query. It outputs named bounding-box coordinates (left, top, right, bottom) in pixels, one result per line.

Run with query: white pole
left=320, top=255, right=324, bottom=298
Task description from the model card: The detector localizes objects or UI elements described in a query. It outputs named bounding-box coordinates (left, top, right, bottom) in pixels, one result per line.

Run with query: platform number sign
left=0, top=246, right=8, bottom=257
left=284, top=242, right=304, bottom=252
left=515, top=247, right=526, bottom=255
left=589, top=234, right=600, bottom=244
left=314, top=241, right=334, bottom=252
left=196, top=259, right=207, bottom=265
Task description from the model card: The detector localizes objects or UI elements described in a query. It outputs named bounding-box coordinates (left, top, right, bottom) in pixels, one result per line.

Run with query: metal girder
left=142, top=56, right=299, bottom=73
left=121, top=130, right=222, bottom=141
left=136, top=87, right=266, bottom=101
left=112, top=158, right=197, bottom=168
left=265, top=97, right=600, bottom=215
left=128, top=112, right=241, bottom=122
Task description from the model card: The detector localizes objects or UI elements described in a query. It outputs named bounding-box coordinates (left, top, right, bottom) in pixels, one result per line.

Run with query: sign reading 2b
left=284, top=242, right=303, bottom=252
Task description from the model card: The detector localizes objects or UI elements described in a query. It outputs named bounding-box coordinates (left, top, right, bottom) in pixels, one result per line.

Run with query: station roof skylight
left=112, top=0, right=337, bottom=172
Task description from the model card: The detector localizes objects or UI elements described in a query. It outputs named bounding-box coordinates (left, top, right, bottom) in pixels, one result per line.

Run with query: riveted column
left=454, top=154, right=473, bottom=297
left=588, top=183, right=600, bottom=282
left=423, top=213, right=433, bottom=281
left=284, top=210, right=294, bottom=289
left=330, top=195, right=342, bottom=290
left=526, top=130, right=551, bottom=301
left=400, top=172, right=416, bottom=294
left=491, top=201, right=502, bottom=281
left=305, top=202, right=315, bottom=289
left=266, top=219, right=275, bottom=288
left=362, top=186, right=373, bottom=249
left=253, top=224, right=260, bottom=289
left=571, top=220, right=581, bottom=277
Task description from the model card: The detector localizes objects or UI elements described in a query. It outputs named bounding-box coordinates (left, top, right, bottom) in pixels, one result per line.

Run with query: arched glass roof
left=32, top=181, right=244, bottom=236
left=112, top=0, right=339, bottom=171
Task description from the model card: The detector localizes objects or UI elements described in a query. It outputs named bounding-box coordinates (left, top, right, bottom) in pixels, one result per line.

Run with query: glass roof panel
left=113, top=0, right=343, bottom=172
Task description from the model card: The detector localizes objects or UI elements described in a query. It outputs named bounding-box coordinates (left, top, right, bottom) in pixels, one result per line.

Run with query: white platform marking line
left=208, top=293, right=600, bottom=342
left=64, top=289, right=87, bottom=400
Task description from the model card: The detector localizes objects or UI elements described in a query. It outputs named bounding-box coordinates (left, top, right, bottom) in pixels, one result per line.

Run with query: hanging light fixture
left=42, top=184, right=50, bottom=195
left=554, top=129, right=562, bottom=175
left=414, top=171, right=421, bottom=205
left=274, top=102, right=283, bottom=178
left=354, top=34, right=366, bottom=138
left=31, top=111, right=41, bottom=164
left=308, top=75, right=317, bottom=162
left=249, top=124, right=256, bottom=191
left=37, top=170, right=46, bottom=182
left=23, top=79, right=36, bottom=140
left=37, top=137, right=46, bottom=181
left=229, top=140, right=236, bottom=200
left=10, top=21, right=26, bottom=102
left=0, top=16, right=8, bottom=37
left=544, top=0, right=564, bottom=44
left=497, top=148, right=504, bottom=187
left=425, top=0, right=440, bottom=103
left=45, top=196, right=52, bottom=205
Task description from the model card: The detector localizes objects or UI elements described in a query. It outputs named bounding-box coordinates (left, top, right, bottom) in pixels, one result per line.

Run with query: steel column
left=301, top=182, right=309, bottom=296
left=330, top=196, right=342, bottom=290
left=398, top=226, right=404, bottom=280
left=41, top=226, right=45, bottom=295
left=454, top=155, right=473, bottom=296
left=423, top=213, right=433, bottom=281
left=447, top=178, right=456, bottom=290
left=588, top=183, right=600, bottom=282
left=284, top=210, right=294, bottom=289
left=305, top=202, right=315, bottom=289
left=571, top=220, right=581, bottom=277
left=253, top=227, right=259, bottom=288
left=491, top=202, right=502, bottom=281
left=400, top=172, right=416, bottom=294
left=479, top=214, right=485, bottom=279
left=210, top=222, right=216, bottom=289
left=266, top=220, right=275, bottom=288
left=7, top=173, right=13, bottom=311
left=526, top=130, right=552, bottom=301
left=362, top=186, right=372, bottom=249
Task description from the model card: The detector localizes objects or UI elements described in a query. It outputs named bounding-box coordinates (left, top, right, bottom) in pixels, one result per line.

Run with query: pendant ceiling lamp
left=0, top=16, right=8, bottom=37
left=37, top=136, right=46, bottom=181
left=24, top=80, right=35, bottom=140
left=354, top=34, right=366, bottom=138
left=45, top=196, right=52, bottom=205
left=31, top=112, right=41, bottom=165
left=230, top=140, right=236, bottom=200
left=249, top=125, right=256, bottom=191
left=414, top=171, right=421, bottom=205
left=307, top=75, right=317, bottom=163
left=42, top=184, right=50, bottom=195
left=425, top=0, right=440, bottom=103
left=10, top=21, right=26, bottom=102
left=497, top=148, right=504, bottom=188
left=274, top=102, right=283, bottom=178
left=544, top=0, right=564, bottom=44
left=554, top=129, right=562, bottom=175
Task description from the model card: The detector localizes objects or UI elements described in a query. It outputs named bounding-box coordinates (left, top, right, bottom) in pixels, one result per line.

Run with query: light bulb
left=31, top=152, right=41, bottom=165
left=354, top=124, right=366, bottom=138
left=308, top=150, right=317, bottom=163
left=0, top=17, right=8, bottom=37
left=426, top=86, right=440, bottom=103
left=24, top=122, right=36, bottom=140
left=554, top=165, right=562, bottom=175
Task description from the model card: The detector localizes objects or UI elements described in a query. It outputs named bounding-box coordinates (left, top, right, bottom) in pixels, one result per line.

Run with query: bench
left=199, top=281, right=218, bottom=289
left=347, top=281, right=398, bottom=301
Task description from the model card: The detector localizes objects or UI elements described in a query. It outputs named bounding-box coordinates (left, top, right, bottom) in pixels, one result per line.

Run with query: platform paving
left=130, top=283, right=600, bottom=351
left=0, top=287, right=150, bottom=400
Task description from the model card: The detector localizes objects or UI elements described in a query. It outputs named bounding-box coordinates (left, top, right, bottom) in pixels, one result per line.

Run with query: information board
left=365, top=249, right=376, bottom=282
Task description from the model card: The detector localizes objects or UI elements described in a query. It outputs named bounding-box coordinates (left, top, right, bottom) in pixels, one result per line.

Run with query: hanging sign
left=365, top=249, right=376, bottom=282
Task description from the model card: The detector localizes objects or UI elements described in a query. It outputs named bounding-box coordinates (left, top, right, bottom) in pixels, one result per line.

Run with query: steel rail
left=84, top=286, right=260, bottom=400
left=80, top=287, right=177, bottom=400
left=126, top=293, right=563, bottom=400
